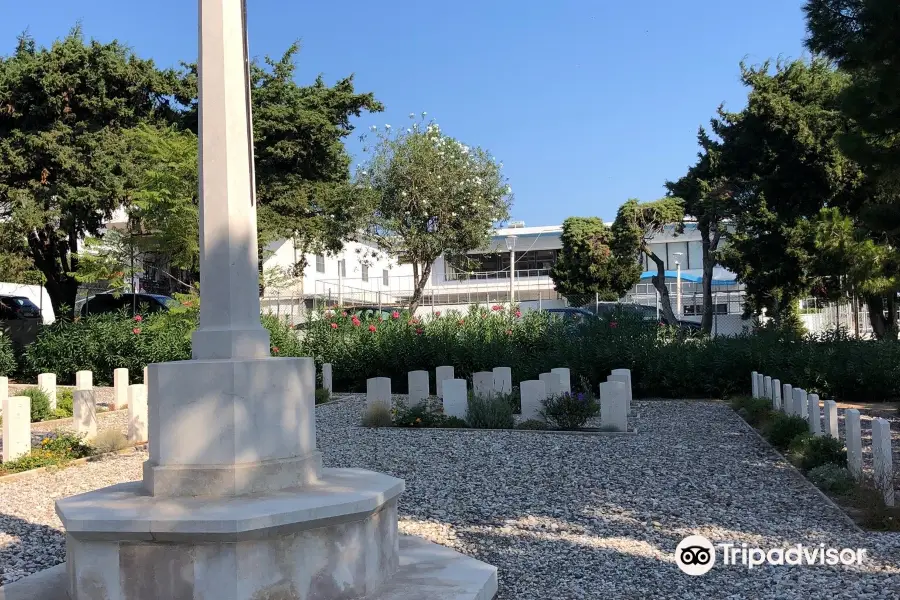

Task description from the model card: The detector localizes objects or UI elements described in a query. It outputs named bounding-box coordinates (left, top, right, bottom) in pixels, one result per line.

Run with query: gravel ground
left=2, top=396, right=899, bottom=598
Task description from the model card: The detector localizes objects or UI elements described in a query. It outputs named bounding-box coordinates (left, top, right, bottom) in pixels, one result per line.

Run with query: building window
left=339, top=259, right=346, bottom=277
left=361, top=264, right=368, bottom=282
left=315, top=255, right=325, bottom=273
left=383, top=269, right=389, bottom=286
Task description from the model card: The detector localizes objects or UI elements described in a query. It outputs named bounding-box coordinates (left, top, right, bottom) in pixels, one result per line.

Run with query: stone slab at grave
left=539, top=372, right=562, bottom=396
left=872, top=417, right=895, bottom=506
left=436, top=365, right=454, bottom=398
left=608, top=373, right=633, bottom=416
left=520, top=379, right=547, bottom=421
left=763, top=375, right=771, bottom=400
left=442, top=379, right=468, bottom=420
left=846, top=408, right=863, bottom=480
left=113, top=367, right=128, bottom=411
left=756, top=373, right=765, bottom=402
left=600, top=380, right=628, bottom=432
left=823, top=400, right=838, bottom=438
left=38, top=372, right=57, bottom=410
left=408, top=370, right=430, bottom=406
left=473, top=371, right=494, bottom=398
left=793, top=388, right=808, bottom=420
left=493, top=366, right=512, bottom=396
left=322, top=362, right=333, bottom=394
left=772, top=378, right=781, bottom=410
left=127, top=383, right=148, bottom=442
left=610, top=368, right=633, bottom=415
left=751, top=371, right=758, bottom=397
left=783, top=384, right=793, bottom=416
left=75, top=370, right=93, bottom=391
left=367, top=376, right=392, bottom=411
left=73, top=389, right=97, bottom=440
left=550, top=367, right=571, bottom=395
left=2, top=395, right=30, bottom=462
left=808, top=394, right=822, bottom=436
left=53, top=4, right=498, bottom=597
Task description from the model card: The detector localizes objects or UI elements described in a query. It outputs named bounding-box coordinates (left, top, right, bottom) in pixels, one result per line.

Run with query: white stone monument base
left=0, top=536, right=498, bottom=600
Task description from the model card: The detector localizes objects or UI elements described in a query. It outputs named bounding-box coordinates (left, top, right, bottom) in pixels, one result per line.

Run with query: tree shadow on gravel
left=0, top=512, right=65, bottom=586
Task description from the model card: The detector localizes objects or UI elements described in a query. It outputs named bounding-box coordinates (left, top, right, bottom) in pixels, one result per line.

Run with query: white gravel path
left=2, top=396, right=899, bottom=599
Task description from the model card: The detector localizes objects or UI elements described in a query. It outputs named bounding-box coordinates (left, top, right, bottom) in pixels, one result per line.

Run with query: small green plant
left=807, top=464, right=856, bottom=495
left=50, top=388, right=75, bottom=419
left=362, top=402, right=393, bottom=428
left=539, top=391, right=599, bottom=430
left=494, top=387, right=521, bottom=413
left=466, top=393, right=515, bottom=429
left=92, top=429, right=130, bottom=454
left=21, top=387, right=51, bottom=423
left=764, top=413, right=810, bottom=451
left=0, top=431, right=95, bottom=475
left=315, top=388, right=331, bottom=405
left=849, top=476, right=900, bottom=531
left=517, top=419, right=549, bottom=430
left=788, top=434, right=847, bottom=473
left=441, top=416, right=469, bottom=428
left=730, top=395, right=772, bottom=427
left=394, top=401, right=440, bottom=427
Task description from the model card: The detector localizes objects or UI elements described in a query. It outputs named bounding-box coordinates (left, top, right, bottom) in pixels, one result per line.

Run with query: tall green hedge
left=21, top=305, right=900, bottom=401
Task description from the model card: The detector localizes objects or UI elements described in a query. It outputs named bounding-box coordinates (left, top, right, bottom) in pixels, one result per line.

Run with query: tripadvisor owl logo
left=675, top=535, right=716, bottom=576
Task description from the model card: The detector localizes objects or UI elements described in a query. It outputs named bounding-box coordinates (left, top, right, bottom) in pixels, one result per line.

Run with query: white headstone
left=793, top=388, right=807, bottom=419
left=823, top=400, right=838, bottom=438
left=127, top=384, right=148, bottom=442
left=0, top=375, right=7, bottom=412
left=757, top=373, right=764, bottom=401
left=1, top=395, right=30, bottom=462
left=808, top=394, right=821, bottom=435
left=550, top=368, right=571, bottom=395
left=872, top=418, right=895, bottom=506
left=763, top=376, right=771, bottom=400
left=113, top=368, right=129, bottom=410
left=600, top=380, right=628, bottom=432
left=473, top=371, right=494, bottom=398
left=143, top=366, right=148, bottom=388
left=322, top=363, right=333, bottom=394
left=493, top=367, right=512, bottom=396
left=846, top=408, right=862, bottom=480
left=38, top=372, right=57, bottom=410
left=520, top=380, right=547, bottom=421
left=442, top=379, right=467, bottom=420
left=783, top=384, right=793, bottom=415
left=608, top=374, right=631, bottom=415
left=772, top=379, right=781, bottom=410
left=435, top=366, right=454, bottom=398
left=610, top=368, right=633, bottom=414
left=75, top=370, right=93, bottom=391
left=539, top=372, right=561, bottom=396
left=751, top=371, right=758, bottom=397
left=408, top=370, right=429, bottom=406
left=366, top=377, right=391, bottom=410
left=73, top=389, right=97, bottom=440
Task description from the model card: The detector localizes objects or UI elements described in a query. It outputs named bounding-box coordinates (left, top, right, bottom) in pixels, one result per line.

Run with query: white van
left=0, top=283, right=55, bottom=324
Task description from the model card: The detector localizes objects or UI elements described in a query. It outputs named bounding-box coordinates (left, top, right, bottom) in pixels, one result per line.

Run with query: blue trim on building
left=639, top=270, right=736, bottom=285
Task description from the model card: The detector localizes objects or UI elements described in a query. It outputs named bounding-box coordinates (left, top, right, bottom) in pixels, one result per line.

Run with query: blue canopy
left=638, top=271, right=737, bottom=286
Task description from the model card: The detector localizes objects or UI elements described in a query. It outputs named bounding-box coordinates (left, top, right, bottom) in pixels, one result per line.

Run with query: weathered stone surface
left=322, top=363, right=333, bottom=394
left=113, top=368, right=128, bottom=411
left=76, top=370, right=93, bottom=391
left=74, top=389, right=98, bottom=441
left=610, top=369, right=632, bottom=414
left=600, top=381, right=627, bottom=432
left=472, top=372, right=493, bottom=399
left=520, top=380, right=547, bottom=421
left=772, top=379, right=781, bottom=410
left=846, top=409, right=862, bottom=480
left=872, top=418, right=895, bottom=507
left=783, top=384, right=793, bottom=415
left=823, top=400, right=838, bottom=438
left=127, top=384, right=148, bottom=443
left=2, top=395, right=30, bottom=462
left=38, top=373, right=57, bottom=410
left=435, top=366, right=454, bottom=399
left=407, top=371, right=429, bottom=406
left=367, top=377, right=391, bottom=411
left=808, top=394, right=821, bottom=436
left=539, top=372, right=561, bottom=396
left=751, top=371, right=758, bottom=397
left=550, top=368, right=571, bottom=395
left=492, top=367, right=512, bottom=396
left=442, top=379, right=467, bottom=420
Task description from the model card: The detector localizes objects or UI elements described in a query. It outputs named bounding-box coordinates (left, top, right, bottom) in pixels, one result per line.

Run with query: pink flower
left=610, top=321, right=618, bottom=328
left=272, top=346, right=280, bottom=354
left=368, top=324, right=377, bottom=332
left=435, top=311, right=441, bottom=317
left=506, top=329, right=512, bottom=335
left=515, top=310, right=521, bottom=318
left=416, top=328, right=424, bottom=335
left=132, top=327, right=141, bottom=335
left=458, top=319, right=465, bottom=325
left=342, top=311, right=348, bottom=317
left=331, top=322, right=338, bottom=329
left=352, top=317, right=361, bottom=326
left=392, top=311, right=400, bottom=319
left=133, top=315, right=143, bottom=322
left=491, top=305, right=502, bottom=311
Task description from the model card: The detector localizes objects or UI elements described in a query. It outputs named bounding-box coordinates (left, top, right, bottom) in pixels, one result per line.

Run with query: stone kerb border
left=0, top=443, right=148, bottom=483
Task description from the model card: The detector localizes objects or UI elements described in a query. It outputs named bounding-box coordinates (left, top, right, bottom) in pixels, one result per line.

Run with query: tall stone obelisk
left=53, top=1, right=497, bottom=598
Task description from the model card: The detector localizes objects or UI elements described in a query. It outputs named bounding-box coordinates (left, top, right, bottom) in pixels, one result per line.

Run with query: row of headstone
left=0, top=368, right=149, bottom=464
left=752, top=370, right=894, bottom=506
left=601, top=368, right=632, bottom=432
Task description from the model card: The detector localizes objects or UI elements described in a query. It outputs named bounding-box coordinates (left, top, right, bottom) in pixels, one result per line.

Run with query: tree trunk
left=28, top=226, right=80, bottom=318
left=864, top=293, right=898, bottom=340
left=698, top=222, right=721, bottom=336
left=408, top=262, right=432, bottom=314
left=645, top=249, right=677, bottom=325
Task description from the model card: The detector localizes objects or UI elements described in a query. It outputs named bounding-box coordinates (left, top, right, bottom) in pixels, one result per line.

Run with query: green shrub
left=807, top=464, right=856, bottom=495
left=764, top=413, right=810, bottom=451
left=315, top=388, right=331, bottom=405
left=441, top=416, right=468, bottom=428
left=466, top=394, right=515, bottom=429
left=517, top=419, right=549, bottom=430
left=540, top=391, right=599, bottom=430
left=20, top=387, right=51, bottom=423
left=394, top=401, right=441, bottom=427
left=0, top=334, right=17, bottom=376
left=730, top=396, right=773, bottom=427
left=0, top=431, right=94, bottom=475
left=361, top=403, right=393, bottom=428
left=51, top=388, right=74, bottom=419
left=92, top=429, right=130, bottom=454
left=788, top=434, right=847, bottom=473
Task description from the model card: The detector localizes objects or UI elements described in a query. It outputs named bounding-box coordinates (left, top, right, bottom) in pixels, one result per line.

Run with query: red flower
left=416, top=328, right=424, bottom=335
left=506, top=329, right=512, bottom=335
left=408, top=318, right=419, bottom=325
left=491, top=305, right=502, bottom=311
left=610, top=321, right=618, bottom=328
left=272, top=346, right=280, bottom=354
left=352, top=317, right=361, bottom=326
left=183, top=301, right=193, bottom=307
left=391, top=311, right=400, bottom=319
left=458, top=319, right=465, bottom=325
left=342, top=311, right=348, bottom=317
left=515, top=310, right=521, bottom=318
left=133, top=315, right=143, bottom=322
left=435, top=311, right=441, bottom=317
left=331, top=322, right=339, bottom=329
left=368, top=324, right=377, bottom=332
left=132, top=327, right=141, bottom=335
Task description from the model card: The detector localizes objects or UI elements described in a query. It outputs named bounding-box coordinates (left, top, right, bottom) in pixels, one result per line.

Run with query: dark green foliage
left=314, top=388, right=331, bottom=405
left=550, top=217, right=642, bottom=303
left=517, top=419, right=549, bottom=430
left=764, top=413, right=812, bottom=451
left=21, top=387, right=51, bottom=423
left=441, top=416, right=469, bottom=428
left=466, top=394, right=515, bottom=429
left=730, top=395, right=773, bottom=427
left=393, top=401, right=441, bottom=428
left=540, top=391, right=600, bottom=430
left=789, top=434, right=848, bottom=473
left=52, top=388, right=74, bottom=419
left=807, top=464, right=856, bottom=495
left=0, top=431, right=93, bottom=474
left=361, top=403, right=392, bottom=428
left=0, top=335, right=17, bottom=376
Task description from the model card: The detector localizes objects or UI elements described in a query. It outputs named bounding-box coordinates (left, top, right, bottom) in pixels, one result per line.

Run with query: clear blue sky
left=2, top=0, right=809, bottom=226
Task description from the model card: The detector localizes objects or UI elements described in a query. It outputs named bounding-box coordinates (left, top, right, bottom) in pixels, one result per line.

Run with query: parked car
left=293, top=306, right=402, bottom=330
left=543, top=307, right=596, bottom=323
left=588, top=302, right=703, bottom=332
left=80, top=293, right=177, bottom=317
left=0, top=295, right=44, bottom=321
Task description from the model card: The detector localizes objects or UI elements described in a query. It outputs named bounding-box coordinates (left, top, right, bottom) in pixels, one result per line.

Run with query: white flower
left=385, top=124, right=391, bottom=129
left=401, top=191, right=407, bottom=197
left=422, top=111, right=427, bottom=117
left=361, top=170, right=367, bottom=176
left=370, top=125, right=377, bottom=132
left=451, top=212, right=457, bottom=217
